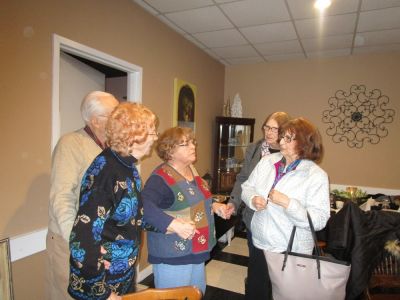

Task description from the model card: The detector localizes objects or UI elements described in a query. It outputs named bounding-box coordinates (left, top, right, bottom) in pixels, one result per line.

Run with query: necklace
left=167, top=163, right=194, bottom=183
left=165, top=163, right=199, bottom=198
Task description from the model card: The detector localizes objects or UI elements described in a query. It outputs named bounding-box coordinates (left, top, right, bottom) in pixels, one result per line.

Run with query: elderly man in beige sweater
left=46, top=91, right=118, bottom=299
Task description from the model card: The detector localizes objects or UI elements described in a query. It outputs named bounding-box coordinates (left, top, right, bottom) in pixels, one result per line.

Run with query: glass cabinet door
left=213, top=117, right=255, bottom=194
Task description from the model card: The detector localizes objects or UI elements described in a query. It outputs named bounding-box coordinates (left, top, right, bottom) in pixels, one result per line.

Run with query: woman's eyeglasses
left=263, top=125, right=279, bottom=133
left=98, top=114, right=111, bottom=119
left=148, top=132, right=159, bottom=137
left=280, top=134, right=295, bottom=143
left=178, top=139, right=197, bottom=147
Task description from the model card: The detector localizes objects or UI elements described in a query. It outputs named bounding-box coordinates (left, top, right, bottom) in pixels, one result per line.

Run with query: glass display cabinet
left=212, top=116, right=255, bottom=194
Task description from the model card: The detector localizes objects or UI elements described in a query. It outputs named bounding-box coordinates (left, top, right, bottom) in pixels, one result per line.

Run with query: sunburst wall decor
left=322, top=85, right=395, bottom=148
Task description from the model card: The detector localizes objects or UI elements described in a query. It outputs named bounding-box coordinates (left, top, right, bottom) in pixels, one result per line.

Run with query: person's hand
left=252, top=196, right=268, bottom=211
left=268, top=189, right=290, bottom=209
left=167, top=218, right=199, bottom=239
left=100, top=246, right=111, bottom=270
left=224, top=203, right=236, bottom=219
left=212, top=203, right=230, bottom=219
left=107, top=292, right=121, bottom=300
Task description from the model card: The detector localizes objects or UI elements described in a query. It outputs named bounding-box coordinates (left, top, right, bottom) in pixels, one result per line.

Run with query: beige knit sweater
left=48, top=128, right=102, bottom=241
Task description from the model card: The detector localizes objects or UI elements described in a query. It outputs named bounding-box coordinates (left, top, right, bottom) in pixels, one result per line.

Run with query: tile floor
left=138, top=230, right=248, bottom=300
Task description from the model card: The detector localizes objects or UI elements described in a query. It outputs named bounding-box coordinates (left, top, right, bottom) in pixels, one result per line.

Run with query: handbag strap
left=307, top=212, right=322, bottom=257
left=282, top=211, right=322, bottom=279
left=282, top=225, right=297, bottom=271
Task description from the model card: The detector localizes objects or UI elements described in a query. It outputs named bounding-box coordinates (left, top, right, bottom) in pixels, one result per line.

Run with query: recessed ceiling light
left=314, top=0, right=332, bottom=11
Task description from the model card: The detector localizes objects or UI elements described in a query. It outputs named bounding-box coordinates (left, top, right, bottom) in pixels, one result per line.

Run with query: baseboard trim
left=10, top=228, right=47, bottom=262
left=330, top=184, right=400, bottom=195
left=137, top=264, right=153, bottom=283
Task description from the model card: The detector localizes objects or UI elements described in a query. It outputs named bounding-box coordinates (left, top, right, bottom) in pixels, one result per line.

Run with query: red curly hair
left=106, top=102, right=157, bottom=156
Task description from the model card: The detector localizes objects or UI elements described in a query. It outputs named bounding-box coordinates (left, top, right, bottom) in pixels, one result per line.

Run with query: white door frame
left=51, top=34, right=143, bottom=151
left=11, top=43, right=142, bottom=259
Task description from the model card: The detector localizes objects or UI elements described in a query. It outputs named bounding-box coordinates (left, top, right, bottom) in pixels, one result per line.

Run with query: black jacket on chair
left=326, top=201, right=400, bottom=300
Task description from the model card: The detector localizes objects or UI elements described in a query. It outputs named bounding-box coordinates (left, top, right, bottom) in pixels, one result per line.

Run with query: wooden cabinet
left=212, top=116, right=255, bottom=194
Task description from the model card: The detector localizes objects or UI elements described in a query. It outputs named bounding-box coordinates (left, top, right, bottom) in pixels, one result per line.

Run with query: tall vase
left=224, top=97, right=231, bottom=117
left=231, top=93, right=243, bottom=117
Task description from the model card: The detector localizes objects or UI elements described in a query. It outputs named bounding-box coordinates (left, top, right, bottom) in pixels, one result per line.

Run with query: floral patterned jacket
left=68, top=148, right=142, bottom=300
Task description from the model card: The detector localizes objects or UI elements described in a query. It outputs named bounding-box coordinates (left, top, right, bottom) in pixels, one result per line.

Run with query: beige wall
left=12, top=252, right=46, bottom=300
left=225, top=53, right=400, bottom=189
left=0, top=0, right=224, bottom=298
left=3, top=0, right=399, bottom=298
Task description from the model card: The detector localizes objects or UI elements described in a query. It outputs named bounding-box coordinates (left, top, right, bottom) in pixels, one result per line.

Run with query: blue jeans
left=153, top=263, right=206, bottom=294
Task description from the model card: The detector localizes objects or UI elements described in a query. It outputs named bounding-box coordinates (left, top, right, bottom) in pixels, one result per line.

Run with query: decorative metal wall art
left=322, top=85, right=395, bottom=148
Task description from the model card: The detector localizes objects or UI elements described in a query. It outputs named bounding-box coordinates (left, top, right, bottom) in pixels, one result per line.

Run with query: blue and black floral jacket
left=68, top=148, right=142, bottom=300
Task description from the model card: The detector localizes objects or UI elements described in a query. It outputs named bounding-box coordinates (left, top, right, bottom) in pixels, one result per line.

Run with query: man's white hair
left=80, top=91, right=116, bottom=124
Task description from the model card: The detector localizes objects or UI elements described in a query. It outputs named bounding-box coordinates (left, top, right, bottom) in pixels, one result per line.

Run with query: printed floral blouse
left=68, top=148, right=143, bottom=300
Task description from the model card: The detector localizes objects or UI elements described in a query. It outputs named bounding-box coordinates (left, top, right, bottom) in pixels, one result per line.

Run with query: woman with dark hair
left=225, top=112, right=290, bottom=299
left=241, top=117, right=330, bottom=300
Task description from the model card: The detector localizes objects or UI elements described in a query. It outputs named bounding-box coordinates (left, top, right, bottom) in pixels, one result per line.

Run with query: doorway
left=51, top=34, right=143, bottom=150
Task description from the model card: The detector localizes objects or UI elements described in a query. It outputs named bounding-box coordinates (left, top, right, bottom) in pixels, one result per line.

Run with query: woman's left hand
left=167, top=218, right=198, bottom=239
left=107, top=292, right=122, bottom=300
left=268, top=189, right=290, bottom=209
left=212, top=203, right=229, bottom=219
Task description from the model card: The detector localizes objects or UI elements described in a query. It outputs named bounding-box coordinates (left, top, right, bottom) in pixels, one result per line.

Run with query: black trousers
left=245, top=230, right=272, bottom=300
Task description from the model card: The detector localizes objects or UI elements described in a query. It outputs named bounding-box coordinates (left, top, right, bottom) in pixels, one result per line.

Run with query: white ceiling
left=133, top=0, right=400, bottom=65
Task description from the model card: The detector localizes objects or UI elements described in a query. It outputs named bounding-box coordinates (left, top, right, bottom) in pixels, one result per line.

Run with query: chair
left=317, top=240, right=327, bottom=255
left=122, top=285, right=202, bottom=300
left=367, top=248, right=400, bottom=300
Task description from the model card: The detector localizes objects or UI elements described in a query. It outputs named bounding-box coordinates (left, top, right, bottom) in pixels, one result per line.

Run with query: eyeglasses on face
left=280, top=134, right=295, bottom=143
left=98, top=114, right=111, bottom=119
left=178, top=139, right=197, bottom=147
left=263, top=125, right=279, bottom=133
left=148, top=132, right=159, bottom=136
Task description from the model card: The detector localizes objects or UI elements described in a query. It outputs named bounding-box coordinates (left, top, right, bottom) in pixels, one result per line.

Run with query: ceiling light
left=314, top=0, right=332, bottom=11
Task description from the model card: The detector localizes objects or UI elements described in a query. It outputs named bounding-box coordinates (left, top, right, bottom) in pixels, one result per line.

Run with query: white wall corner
left=10, top=228, right=47, bottom=262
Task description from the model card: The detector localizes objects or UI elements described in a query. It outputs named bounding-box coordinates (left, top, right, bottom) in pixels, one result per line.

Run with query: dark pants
left=245, top=230, right=272, bottom=300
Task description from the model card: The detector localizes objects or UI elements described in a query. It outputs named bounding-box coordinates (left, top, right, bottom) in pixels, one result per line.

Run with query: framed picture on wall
left=0, top=238, right=13, bottom=300
left=173, top=78, right=197, bottom=131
